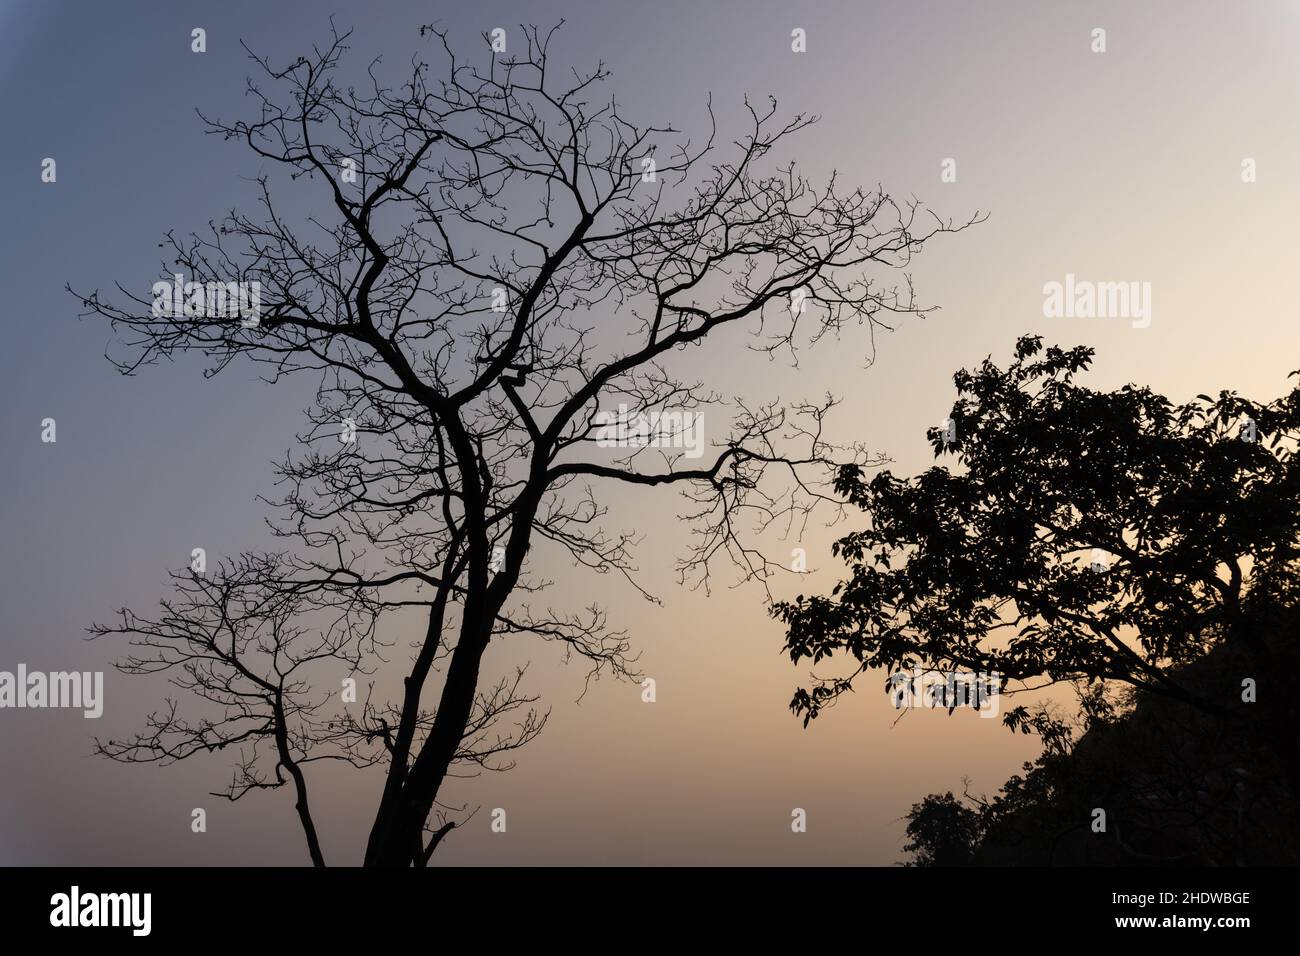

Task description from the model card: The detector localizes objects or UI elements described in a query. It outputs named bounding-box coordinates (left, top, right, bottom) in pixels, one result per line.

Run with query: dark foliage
left=776, top=336, right=1300, bottom=864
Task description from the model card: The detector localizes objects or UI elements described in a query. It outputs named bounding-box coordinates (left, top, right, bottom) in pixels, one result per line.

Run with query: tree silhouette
left=901, top=791, right=981, bottom=866
left=72, top=24, right=975, bottom=866
left=776, top=335, right=1300, bottom=797
left=905, top=638, right=1300, bottom=865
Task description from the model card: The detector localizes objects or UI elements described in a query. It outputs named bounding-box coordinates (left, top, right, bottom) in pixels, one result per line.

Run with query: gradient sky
left=3, top=0, right=1299, bottom=865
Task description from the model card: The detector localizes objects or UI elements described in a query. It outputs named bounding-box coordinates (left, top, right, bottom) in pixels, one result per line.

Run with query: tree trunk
left=363, top=611, right=494, bottom=866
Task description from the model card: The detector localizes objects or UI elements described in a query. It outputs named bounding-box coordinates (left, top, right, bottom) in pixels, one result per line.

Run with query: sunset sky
left=2, top=0, right=1298, bottom=865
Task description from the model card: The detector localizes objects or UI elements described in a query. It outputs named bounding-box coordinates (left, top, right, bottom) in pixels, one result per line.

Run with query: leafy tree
left=776, top=335, right=1300, bottom=790
left=901, top=792, right=981, bottom=866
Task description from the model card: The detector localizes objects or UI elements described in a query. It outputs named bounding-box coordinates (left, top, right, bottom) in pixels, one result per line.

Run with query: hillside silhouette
left=905, top=621, right=1300, bottom=865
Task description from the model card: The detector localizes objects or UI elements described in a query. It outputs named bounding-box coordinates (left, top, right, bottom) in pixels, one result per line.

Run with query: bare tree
left=74, top=23, right=977, bottom=866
